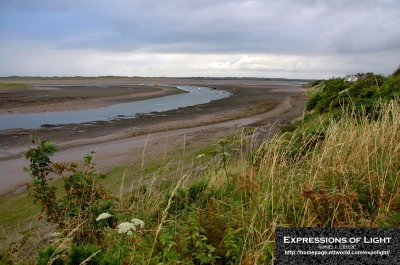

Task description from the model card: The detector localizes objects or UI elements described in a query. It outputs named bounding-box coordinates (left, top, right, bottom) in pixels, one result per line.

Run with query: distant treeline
left=0, top=76, right=143, bottom=79
left=0, top=75, right=314, bottom=82
left=179, top=76, right=314, bottom=82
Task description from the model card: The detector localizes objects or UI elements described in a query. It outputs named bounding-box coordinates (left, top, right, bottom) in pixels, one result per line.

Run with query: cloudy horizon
left=1, top=0, right=399, bottom=79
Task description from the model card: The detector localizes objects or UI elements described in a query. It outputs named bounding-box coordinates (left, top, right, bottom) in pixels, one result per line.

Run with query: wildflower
left=50, top=232, right=61, bottom=238
left=218, top=138, right=229, bottom=146
left=118, top=222, right=137, bottom=235
left=131, top=218, right=145, bottom=229
left=96, top=213, right=112, bottom=221
left=117, top=218, right=144, bottom=236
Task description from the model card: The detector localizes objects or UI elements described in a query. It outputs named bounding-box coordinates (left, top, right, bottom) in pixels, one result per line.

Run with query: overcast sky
left=1, top=0, right=399, bottom=79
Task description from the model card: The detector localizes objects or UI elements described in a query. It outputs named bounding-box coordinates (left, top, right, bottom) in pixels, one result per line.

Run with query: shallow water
left=0, top=85, right=229, bottom=130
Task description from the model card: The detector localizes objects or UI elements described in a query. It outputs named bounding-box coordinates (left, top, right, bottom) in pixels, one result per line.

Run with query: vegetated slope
left=304, top=71, right=399, bottom=115
left=3, top=68, right=400, bottom=264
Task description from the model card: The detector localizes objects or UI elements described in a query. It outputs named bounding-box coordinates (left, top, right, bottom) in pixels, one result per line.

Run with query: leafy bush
left=68, top=244, right=102, bottom=265
left=36, top=244, right=103, bottom=265
left=392, top=65, right=400, bottom=77
left=24, top=139, right=114, bottom=243
left=0, top=250, right=13, bottom=265
left=305, top=92, right=323, bottom=111
left=37, top=245, right=64, bottom=265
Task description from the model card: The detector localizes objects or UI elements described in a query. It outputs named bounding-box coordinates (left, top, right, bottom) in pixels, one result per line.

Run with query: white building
left=344, top=75, right=358, bottom=82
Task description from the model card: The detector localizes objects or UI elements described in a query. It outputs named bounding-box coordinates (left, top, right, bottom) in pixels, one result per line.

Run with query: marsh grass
left=0, top=83, right=30, bottom=90
left=255, top=101, right=400, bottom=227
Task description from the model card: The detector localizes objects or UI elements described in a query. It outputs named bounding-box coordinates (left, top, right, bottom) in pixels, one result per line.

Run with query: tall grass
left=122, top=100, right=399, bottom=264
left=254, top=100, right=400, bottom=228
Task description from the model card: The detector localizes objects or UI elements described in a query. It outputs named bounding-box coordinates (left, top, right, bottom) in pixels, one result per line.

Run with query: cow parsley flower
left=117, top=218, right=144, bottom=236
left=96, top=213, right=112, bottom=221
left=118, top=222, right=137, bottom=235
left=131, top=218, right=145, bottom=229
left=50, top=232, right=61, bottom=238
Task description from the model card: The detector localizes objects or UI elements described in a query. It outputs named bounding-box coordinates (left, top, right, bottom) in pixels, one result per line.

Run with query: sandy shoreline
left=0, top=78, right=308, bottom=196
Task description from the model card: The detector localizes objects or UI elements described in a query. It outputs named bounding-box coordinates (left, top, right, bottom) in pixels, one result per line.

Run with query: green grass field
left=0, top=82, right=30, bottom=90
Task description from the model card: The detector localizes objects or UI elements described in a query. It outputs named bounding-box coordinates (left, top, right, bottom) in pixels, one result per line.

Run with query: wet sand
left=0, top=77, right=308, bottom=196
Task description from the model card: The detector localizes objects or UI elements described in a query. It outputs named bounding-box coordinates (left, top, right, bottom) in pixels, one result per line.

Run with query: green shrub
left=188, top=178, right=209, bottom=205
left=67, top=244, right=102, bottom=265
left=37, top=245, right=64, bottom=265
left=0, top=250, right=13, bottom=265
left=392, top=65, right=400, bottom=77
left=305, top=92, right=323, bottom=111
left=24, top=139, right=114, bottom=243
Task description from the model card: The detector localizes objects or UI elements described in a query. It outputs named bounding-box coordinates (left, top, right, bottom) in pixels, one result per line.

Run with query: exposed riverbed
left=0, top=77, right=308, bottom=196
left=0, top=85, right=229, bottom=130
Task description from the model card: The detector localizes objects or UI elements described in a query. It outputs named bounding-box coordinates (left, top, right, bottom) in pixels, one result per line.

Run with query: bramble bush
left=24, top=139, right=115, bottom=243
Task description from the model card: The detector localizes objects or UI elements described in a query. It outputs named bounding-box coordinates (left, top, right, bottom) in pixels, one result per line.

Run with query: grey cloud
left=1, top=0, right=400, bottom=77
left=1, top=0, right=321, bottom=53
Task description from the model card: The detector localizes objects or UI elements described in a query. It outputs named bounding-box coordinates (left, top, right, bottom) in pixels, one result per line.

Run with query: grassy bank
left=0, top=83, right=30, bottom=90
left=1, top=69, right=399, bottom=264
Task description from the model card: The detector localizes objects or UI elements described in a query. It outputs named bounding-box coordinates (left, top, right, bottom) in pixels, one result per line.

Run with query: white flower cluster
left=131, top=218, right=145, bottom=229
left=117, top=218, right=145, bottom=236
left=96, top=213, right=144, bottom=236
left=118, top=222, right=137, bottom=236
left=96, top=212, right=113, bottom=221
left=50, top=232, right=61, bottom=238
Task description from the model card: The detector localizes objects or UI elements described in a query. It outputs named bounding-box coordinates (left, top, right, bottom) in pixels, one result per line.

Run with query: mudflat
left=0, top=77, right=308, bottom=196
left=0, top=82, right=184, bottom=114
